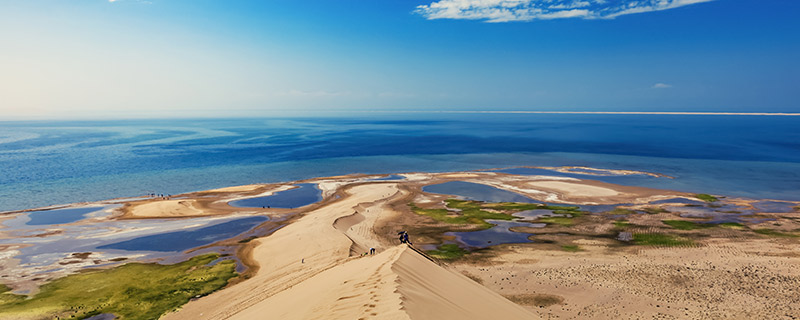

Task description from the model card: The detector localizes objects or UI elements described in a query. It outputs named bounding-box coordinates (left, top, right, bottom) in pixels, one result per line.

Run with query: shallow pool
left=447, top=220, right=541, bottom=248
left=229, top=183, right=322, bottom=209
left=423, top=181, right=536, bottom=203
left=98, top=216, right=269, bottom=252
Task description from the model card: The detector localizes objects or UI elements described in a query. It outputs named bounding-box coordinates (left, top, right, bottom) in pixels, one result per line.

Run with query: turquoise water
left=229, top=183, right=321, bottom=209
left=2, top=115, right=799, bottom=212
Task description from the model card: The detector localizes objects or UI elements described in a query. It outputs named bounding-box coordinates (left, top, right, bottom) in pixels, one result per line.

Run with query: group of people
left=148, top=193, right=171, bottom=200
left=398, top=230, right=412, bottom=245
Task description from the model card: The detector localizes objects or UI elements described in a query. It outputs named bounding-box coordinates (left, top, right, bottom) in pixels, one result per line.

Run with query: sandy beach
left=2, top=169, right=799, bottom=319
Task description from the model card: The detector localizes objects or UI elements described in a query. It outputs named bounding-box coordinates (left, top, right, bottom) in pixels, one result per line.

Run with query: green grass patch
left=753, top=229, right=800, bottom=238
left=614, top=220, right=630, bottom=228
left=694, top=194, right=719, bottom=202
left=412, top=200, right=586, bottom=229
left=718, top=222, right=745, bottom=229
left=410, top=202, right=513, bottom=229
left=537, top=216, right=574, bottom=226
left=426, top=244, right=469, bottom=260
left=633, top=233, right=694, bottom=246
left=607, top=208, right=636, bottom=215
left=561, top=245, right=580, bottom=252
left=0, top=253, right=237, bottom=320
left=663, top=220, right=745, bottom=230
left=481, top=202, right=543, bottom=211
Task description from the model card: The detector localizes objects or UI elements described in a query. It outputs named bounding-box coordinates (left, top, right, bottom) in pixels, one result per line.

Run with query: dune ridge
left=164, top=182, right=536, bottom=319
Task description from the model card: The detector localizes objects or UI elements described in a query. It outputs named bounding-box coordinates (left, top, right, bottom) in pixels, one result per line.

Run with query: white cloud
left=415, top=0, right=714, bottom=22
left=652, top=83, right=673, bottom=89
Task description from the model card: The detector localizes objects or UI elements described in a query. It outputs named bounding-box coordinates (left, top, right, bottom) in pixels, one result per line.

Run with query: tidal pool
left=447, top=220, right=539, bottom=248
left=98, top=216, right=268, bottom=252
left=423, top=181, right=536, bottom=203
left=229, top=183, right=321, bottom=209
left=1, top=206, right=115, bottom=229
left=26, top=207, right=107, bottom=225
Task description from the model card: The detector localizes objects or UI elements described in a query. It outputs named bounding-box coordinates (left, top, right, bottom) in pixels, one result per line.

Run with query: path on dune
left=164, top=182, right=536, bottom=320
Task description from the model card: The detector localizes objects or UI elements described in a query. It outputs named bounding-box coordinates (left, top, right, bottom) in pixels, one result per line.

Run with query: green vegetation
left=718, top=222, right=745, bottom=229
left=662, top=220, right=713, bottom=230
left=633, top=233, right=694, bottom=246
left=537, top=216, right=574, bottom=226
left=561, top=245, right=580, bottom=252
left=410, top=199, right=585, bottom=229
left=662, top=220, right=745, bottom=230
left=614, top=220, right=630, bottom=228
left=426, top=244, right=469, bottom=260
left=607, top=208, right=635, bottom=215
left=410, top=201, right=513, bottom=229
left=753, top=229, right=800, bottom=238
left=481, top=202, right=542, bottom=211
left=0, top=285, right=24, bottom=305
left=694, top=194, right=719, bottom=202
left=0, top=253, right=237, bottom=320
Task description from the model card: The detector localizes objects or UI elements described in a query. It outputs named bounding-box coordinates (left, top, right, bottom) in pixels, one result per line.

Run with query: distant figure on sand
left=370, top=247, right=375, bottom=255
left=398, top=231, right=412, bottom=245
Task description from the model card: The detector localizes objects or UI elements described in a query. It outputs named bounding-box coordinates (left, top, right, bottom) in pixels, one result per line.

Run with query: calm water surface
left=2, top=115, right=799, bottom=211
left=228, top=184, right=321, bottom=209
left=423, top=181, right=537, bottom=203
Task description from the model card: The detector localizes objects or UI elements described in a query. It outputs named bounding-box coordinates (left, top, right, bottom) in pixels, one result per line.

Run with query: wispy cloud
left=415, top=0, right=714, bottom=22
left=652, top=83, right=673, bottom=89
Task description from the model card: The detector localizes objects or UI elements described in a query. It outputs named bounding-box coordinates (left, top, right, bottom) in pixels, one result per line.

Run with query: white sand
left=527, top=181, right=620, bottom=197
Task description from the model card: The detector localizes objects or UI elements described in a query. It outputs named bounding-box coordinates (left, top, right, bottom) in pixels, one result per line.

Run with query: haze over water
left=1, top=113, right=799, bottom=212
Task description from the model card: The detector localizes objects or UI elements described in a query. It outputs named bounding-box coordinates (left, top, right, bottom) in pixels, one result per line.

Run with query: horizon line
left=366, top=110, right=800, bottom=116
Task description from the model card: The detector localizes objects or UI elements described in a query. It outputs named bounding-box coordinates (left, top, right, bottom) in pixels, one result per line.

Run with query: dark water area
left=229, top=184, right=321, bottom=209
left=447, top=220, right=538, bottom=248
left=423, top=181, right=537, bottom=203
left=25, top=207, right=105, bottom=225
left=2, top=115, right=799, bottom=212
left=98, top=216, right=268, bottom=252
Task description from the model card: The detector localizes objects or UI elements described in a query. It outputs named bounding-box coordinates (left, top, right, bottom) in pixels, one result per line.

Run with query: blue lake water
left=97, top=216, right=268, bottom=252
left=447, top=220, right=538, bottom=248
left=1, top=114, right=799, bottom=212
left=228, top=183, right=321, bottom=209
left=25, top=207, right=106, bottom=225
left=423, top=181, right=537, bottom=203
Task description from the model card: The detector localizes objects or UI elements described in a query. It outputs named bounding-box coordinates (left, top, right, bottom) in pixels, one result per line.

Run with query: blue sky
left=0, top=0, right=798, bottom=119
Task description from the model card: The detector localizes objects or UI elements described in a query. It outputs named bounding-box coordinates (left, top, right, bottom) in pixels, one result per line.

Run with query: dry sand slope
left=164, top=183, right=535, bottom=320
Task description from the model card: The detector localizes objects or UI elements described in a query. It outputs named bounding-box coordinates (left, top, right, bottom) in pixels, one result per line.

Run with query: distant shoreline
left=369, top=110, right=800, bottom=116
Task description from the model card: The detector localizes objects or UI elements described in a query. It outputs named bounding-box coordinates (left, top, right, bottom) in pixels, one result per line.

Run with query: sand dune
left=164, top=182, right=536, bottom=319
